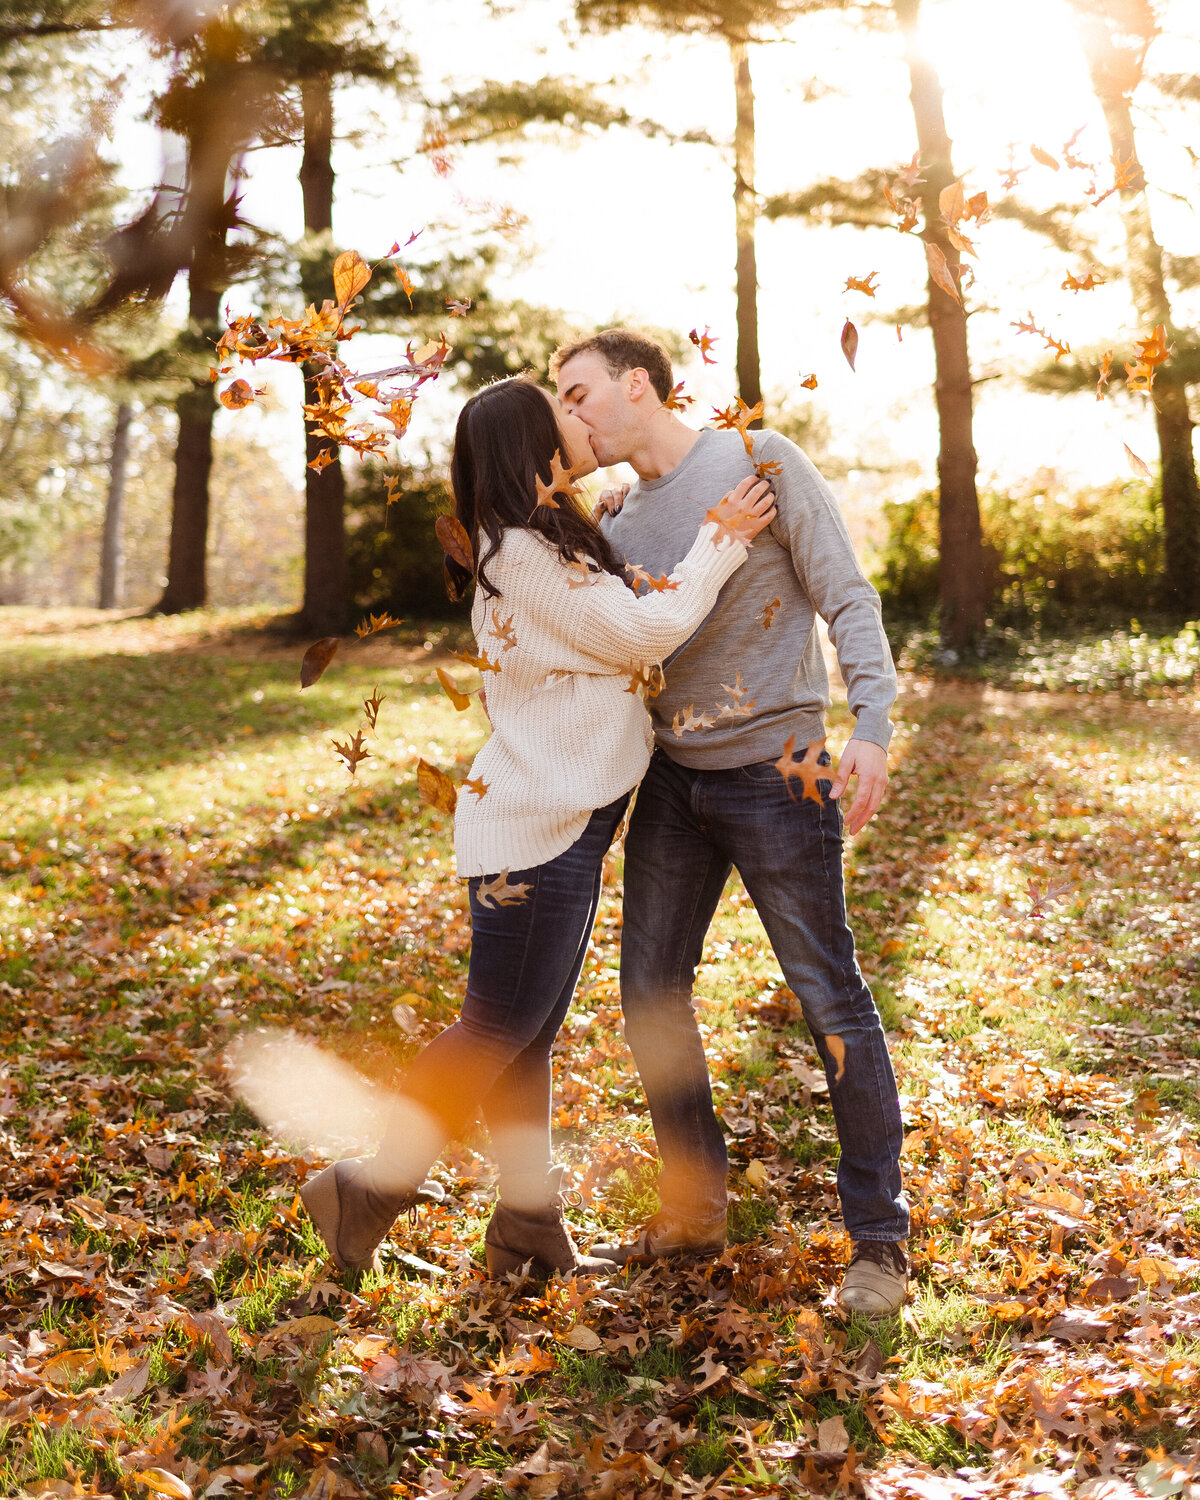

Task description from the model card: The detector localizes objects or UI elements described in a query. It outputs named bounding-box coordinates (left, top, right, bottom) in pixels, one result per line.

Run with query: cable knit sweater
left=454, top=520, right=748, bottom=877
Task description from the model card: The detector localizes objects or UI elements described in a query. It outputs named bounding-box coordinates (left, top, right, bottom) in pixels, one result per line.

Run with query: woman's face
left=544, top=388, right=599, bottom=479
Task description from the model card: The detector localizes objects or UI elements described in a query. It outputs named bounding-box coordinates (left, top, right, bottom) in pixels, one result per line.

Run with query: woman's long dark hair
left=447, top=376, right=627, bottom=600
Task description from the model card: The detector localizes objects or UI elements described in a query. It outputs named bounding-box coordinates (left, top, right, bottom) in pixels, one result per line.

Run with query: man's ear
left=626, top=367, right=652, bottom=402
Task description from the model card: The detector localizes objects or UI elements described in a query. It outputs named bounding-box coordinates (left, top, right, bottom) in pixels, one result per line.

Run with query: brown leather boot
left=485, top=1167, right=619, bottom=1278
left=300, top=1157, right=444, bottom=1278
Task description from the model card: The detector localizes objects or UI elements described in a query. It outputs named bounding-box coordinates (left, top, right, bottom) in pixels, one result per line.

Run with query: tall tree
left=1070, top=0, right=1200, bottom=613
left=892, top=0, right=988, bottom=646
left=576, top=1, right=810, bottom=415
left=98, top=399, right=131, bottom=608
left=259, top=0, right=414, bottom=636
left=765, top=0, right=990, bottom=646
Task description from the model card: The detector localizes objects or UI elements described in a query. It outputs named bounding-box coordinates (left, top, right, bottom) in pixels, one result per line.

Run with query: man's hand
left=828, top=740, right=888, bottom=835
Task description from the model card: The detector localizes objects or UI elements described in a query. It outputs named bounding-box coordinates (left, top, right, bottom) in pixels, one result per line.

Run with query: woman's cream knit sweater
left=453, top=520, right=748, bottom=877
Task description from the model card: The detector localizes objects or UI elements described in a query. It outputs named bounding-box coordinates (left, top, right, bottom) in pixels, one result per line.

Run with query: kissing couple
left=295, top=328, right=910, bottom=1318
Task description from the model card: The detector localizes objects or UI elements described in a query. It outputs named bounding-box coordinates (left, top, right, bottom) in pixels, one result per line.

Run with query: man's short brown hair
left=550, top=328, right=674, bottom=403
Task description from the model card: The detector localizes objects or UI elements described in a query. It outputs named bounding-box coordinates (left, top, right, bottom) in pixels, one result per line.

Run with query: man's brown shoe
left=300, top=1158, right=444, bottom=1278
left=836, top=1240, right=908, bottom=1316
left=589, top=1209, right=727, bottom=1267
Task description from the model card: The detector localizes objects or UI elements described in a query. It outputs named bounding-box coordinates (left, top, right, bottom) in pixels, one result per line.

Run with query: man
left=551, top=328, right=910, bottom=1316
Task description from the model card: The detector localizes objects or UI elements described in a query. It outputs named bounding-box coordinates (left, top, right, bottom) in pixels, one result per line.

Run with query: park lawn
left=0, top=606, right=1198, bottom=1499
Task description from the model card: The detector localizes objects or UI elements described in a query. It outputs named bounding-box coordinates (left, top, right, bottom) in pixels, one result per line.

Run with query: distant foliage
left=346, top=461, right=467, bottom=620
left=876, top=482, right=1165, bottom=620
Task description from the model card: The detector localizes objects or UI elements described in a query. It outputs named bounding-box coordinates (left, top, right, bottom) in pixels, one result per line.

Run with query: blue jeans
left=379, top=795, right=630, bottom=1204
left=620, top=748, right=908, bottom=1243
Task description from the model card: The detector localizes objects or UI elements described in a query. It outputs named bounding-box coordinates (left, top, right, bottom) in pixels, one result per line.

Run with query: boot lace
left=849, top=1240, right=907, bottom=1275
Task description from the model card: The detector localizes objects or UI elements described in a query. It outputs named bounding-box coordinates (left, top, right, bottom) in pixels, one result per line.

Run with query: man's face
left=555, top=352, right=640, bottom=467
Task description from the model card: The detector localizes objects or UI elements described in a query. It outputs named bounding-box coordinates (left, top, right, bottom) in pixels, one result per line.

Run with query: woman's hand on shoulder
left=709, top=475, right=777, bottom=544
left=591, top=483, right=630, bottom=523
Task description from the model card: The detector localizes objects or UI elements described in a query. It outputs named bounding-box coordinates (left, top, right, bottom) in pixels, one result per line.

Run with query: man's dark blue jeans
left=620, top=747, right=909, bottom=1244
left=380, top=794, right=630, bottom=1207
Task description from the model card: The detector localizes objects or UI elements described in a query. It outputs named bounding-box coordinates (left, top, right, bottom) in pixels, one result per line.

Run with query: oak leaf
left=775, top=734, right=827, bottom=805
left=300, top=637, right=339, bottom=688
left=534, top=449, right=584, bottom=511
left=672, top=704, right=716, bottom=737
left=628, top=563, right=678, bottom=593
left=354, top=611, right=401, bottom=639
left=418, top=759, right=457, bottom=814
left=362, top=688, right=384, bottom=730
left=688, top=325, right=719, bottom=364
left=800, top=373, right=818, bottom=390
left=489, top=608, right=518, bottom=651
left=476, top=869, right=533, bottom=909
left=462, top=776, right=489, bottom=798
left=844, top=272, right=880, bottom=297
left=307, top=448, right=336, bottom=473
left=712, top=396, right=764, bottom=456
left=451, top=647, right=502, bottom=674
left=760, top=597, right=781, bottom=630
left=331, top=729, right=371, bottom=776
left=1096, top=349, right=1113, bottom=399
left=1062, top=269, right=1105, bottom=292
left=663, top=380, right=694, bottom=410
left=754, top=458, right=783, bottom=478
left=446, top=298, right=472, bottom=316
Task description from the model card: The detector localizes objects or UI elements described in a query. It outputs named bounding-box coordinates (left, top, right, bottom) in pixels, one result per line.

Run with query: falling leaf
left=825, top=1035, right=847, bottom=1083
left=436, top=668, right=474, bottom=712
left=451, top=647, right=502, bottom=674
left=671, top=705, right=716, bottom=737
left=924, top=242, right=962, bottom=307
left=436, top=514, right=474, bottom=572
left=713, top=396, right=765, bottom=456
left=354, top=612, right=401, bottom=639
left=395, top=266, right=414, bottom=304
left=939, top=181, right=966, bottom=224
left=1031, top=145, right=1060, bottom=170
left=332, top=249, right=372, bottom=310
left=462, top=776, right=489, bottom=798
left=1124, top=444, right=1153, bottom=480
left=476, top=869, right=533, bottom=909
left=218, top=378, right=259, bottom=410
left=760, top=597, right=781, bottom=630
left=300, top=637, right=340, bottom=689
left=534, top=450, right=584, bottom=511
left=362, top=689, right=384, bottom=730
left=663, top=380, right=694, bottom=410
left=754, top=458, right=783, bottom=478
left=1010, top=311, right=1069, bottom=360
left=688, top=325, right=719, bottom=363
left=844, top=271, right=880, bottom=297
left=775, top=734, right=827, bottom=805
left=307, top=448, right=336, bottom=473
left=800, top=372, right=819, bottom=389
left=1096, top=350, right=1113, bottom=400
left=384, top=475, right=402, bottom=510
left=417, top=759, right=458, bottom=814
left=331, top=729, right=371, bottom=776
left=840, top=319, right=859, bottom=371
left=489, top=608, right=518, bottom=651
left=446, top=298, right=472, bottom=316
left=1062, top=269, right=1105, bottom=293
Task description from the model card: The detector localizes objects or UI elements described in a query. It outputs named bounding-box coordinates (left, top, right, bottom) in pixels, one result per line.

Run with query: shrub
left=875, top=481, right=1166, bottom=622
left=345, top=460, right=468, bottom=621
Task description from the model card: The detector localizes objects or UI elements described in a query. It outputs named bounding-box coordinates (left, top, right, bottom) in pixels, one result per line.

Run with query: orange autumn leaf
left=307, top=447, right=337, bottom=474
left=476, top=869, right=533, bottom=909
left=1096, top=349, right=1114, bottom=400
left=840, top=319, right=859, bottom=372
left=446, top=297, right=472, bottom=316
left=436, top=514, right=474, bottom=573
left=332, top=249, right=372, bottom=310
left=754, top=458, right=783, bottom=479
left=800, top=373, right=819, bottom=390
left=331, top=728, right=371, bottom=777
left=362, top=688, right=384, bottom=730
left=844, top=272, right=880, bottom=297
left=218, top=378, right=259, bottom=410
left=300, top=637, right=339, bottom=689
left=761, top=597, right=781, bottom=630
left=775, top=734, right=827, bottom=805
left=663, top=380, right=694, bottom=411
left=712, top=396, right=764, bottom=457
left=826, top=1035, right=846, bottom=1083
left=462, top=776, right=489, bottom=798
left=417, top=758, right=457, bottom=814
left=396, top=266, right=414, bottom=305
left=1031, top=144, right=1060, bottom=170
left=451, top=647, right=502, bottom=674
left=689, top=325, right=719, bottom=364
left=354, top=612, right=401, bottom=639
left=1062, top=269, right=1105, bottom=293
left=534, top=450, right=584, bottom=511
left=627, top=563, right=678, bottom=593
left=924, top=242, right=962, bottom=307
left=489, top=608, right=518, bottom=652
left=436, top=667, right=473, bottom=712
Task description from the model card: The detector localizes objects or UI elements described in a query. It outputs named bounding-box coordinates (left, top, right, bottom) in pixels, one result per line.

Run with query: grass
left=0, top=607, right=1197, bottom=1497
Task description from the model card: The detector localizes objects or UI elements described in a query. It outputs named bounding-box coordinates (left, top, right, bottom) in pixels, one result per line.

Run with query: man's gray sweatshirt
left=600, top=426, right=896, bottom=769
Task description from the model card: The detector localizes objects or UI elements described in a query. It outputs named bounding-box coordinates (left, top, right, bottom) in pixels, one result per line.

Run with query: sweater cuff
left=849, top=713, right=894, bottom=752
left=678, top=520, right=749, bottom=585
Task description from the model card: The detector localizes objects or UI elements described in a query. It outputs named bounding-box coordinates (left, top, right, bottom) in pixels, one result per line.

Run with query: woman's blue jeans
left=620, top=748, right=909, bottom=1243
left=378, top=795, right=629, bottom=1203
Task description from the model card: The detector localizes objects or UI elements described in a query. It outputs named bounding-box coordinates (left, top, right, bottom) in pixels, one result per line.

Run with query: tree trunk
left=296, top=71, right=349, bottom=637
left=731, top=39, right=762, bottom=417
left=1074, top=6, right=1200, bottom=614
left=98, top=399, right=132, bottom=609
left=894, top=0, right=989, bottom=648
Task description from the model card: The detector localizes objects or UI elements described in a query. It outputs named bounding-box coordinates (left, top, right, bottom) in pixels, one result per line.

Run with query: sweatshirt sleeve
left=503, top=523, right=748, bottom=672
left=756, top=432, right=897, bottom=751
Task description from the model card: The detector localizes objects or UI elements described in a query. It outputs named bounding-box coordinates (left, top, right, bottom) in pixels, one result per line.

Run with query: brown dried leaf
left=435, top=514, right=474, bottom=572
left=840, top=318, right=859, bottom=371
left=436, top=668, right=473, bottom=712
left=300, top=637, right=340, bottom=689
left=924, top=241, right=962, bottom=307
left=418, top=759, right=458, bottom=815
left=332, top=249, right=372, bottom=310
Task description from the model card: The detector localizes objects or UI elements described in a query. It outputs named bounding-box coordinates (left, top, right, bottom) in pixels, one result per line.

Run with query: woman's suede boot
left=484, top=1166, right=619, bottom=1278
left=300, top=1157, right=444, bottom=1278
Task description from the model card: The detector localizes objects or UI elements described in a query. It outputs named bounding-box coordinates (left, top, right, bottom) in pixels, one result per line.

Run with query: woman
left=301, top=376, right=775, bottom=1279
